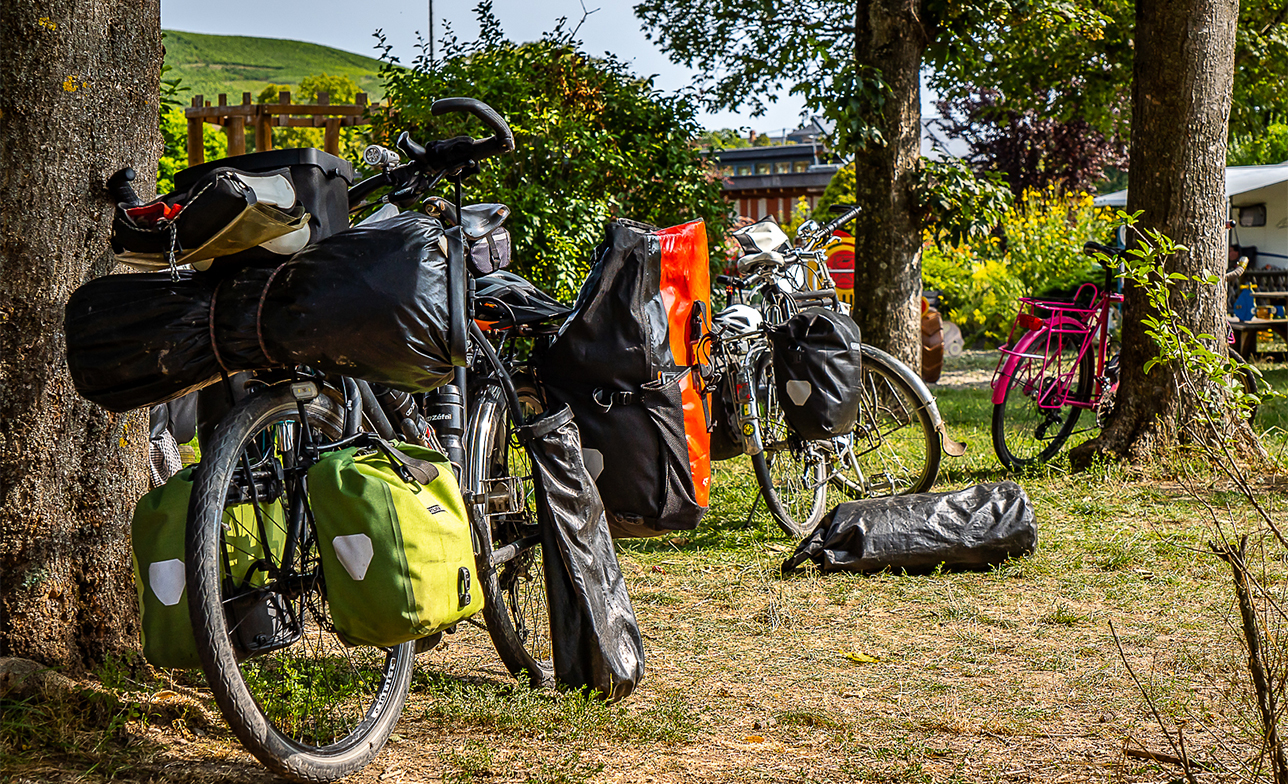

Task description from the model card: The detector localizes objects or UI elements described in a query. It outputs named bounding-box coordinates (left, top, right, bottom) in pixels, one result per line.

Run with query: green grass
left=163, top=30, right=387, bottom=104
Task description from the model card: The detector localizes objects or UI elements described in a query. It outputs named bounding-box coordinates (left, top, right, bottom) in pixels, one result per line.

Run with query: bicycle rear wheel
left=834, top=345, right=940, bottom=498
left=750, top=352, right=829, bottom=538
left=188, top=383, right=415, bottom=782
left=992, top=327, right=1095, bottom=470
left=465, top=382, right=555, bottom=687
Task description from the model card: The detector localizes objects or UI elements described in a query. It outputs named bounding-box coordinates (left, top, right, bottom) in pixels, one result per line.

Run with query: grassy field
left=163, top=30, right=386, bottom=104
left=5, top=349, right=1288, bottom=783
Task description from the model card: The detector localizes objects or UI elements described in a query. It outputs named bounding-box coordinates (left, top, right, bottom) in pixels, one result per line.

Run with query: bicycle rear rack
left=992, top=287, right=1101, bottom=410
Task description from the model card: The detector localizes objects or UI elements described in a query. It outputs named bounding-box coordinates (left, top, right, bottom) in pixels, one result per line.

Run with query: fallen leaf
left=743, top=735, right=764, bottom=743
left=842, top=650, right=880, bottom=663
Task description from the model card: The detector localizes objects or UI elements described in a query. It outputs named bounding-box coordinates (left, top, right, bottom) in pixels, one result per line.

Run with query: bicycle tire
left=750, top=351, right=829, bottom=538
left=465, top=382, right=555, bottom=687
left=188, top=384, right=415, bottom=782
left=834, top=344, right=940, bottom=498
left=992, top=327, right=1095, bottom=470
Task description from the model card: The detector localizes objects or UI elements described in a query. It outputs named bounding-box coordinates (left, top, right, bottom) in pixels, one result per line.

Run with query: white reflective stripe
left=786, top=380, right=813, bottom=406
left=357, top=203, right=400, bottom=227
left=582, top=448, right=604, bottom=481
left=149, top=559, right=186, bottom=606
left=333, top=534, right=374, bottom=581
left=260, top=223, right=311, bottom=255
left=236, top=173, right=296, bottom=207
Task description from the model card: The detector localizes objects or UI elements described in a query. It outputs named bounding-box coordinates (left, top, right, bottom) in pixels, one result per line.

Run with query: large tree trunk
left=0, top=0, right=161, bottom=671
left=1070, top=0, right=1248, bottom=468
left=850, top=0, right=926, bottom=371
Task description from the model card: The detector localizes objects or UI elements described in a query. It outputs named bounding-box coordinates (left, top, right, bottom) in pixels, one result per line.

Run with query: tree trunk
left=1070, top=0, right=1247, bottom=468
left=0, top=0, right=161, bottom=671
left=850, top=0, right=926, bottom=371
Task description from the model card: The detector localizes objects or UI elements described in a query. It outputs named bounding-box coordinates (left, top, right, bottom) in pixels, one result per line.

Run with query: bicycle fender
left=859, top=344, right=966, bottom=457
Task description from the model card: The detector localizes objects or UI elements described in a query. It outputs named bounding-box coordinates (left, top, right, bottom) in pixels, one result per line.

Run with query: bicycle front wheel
left=188, top=384, right=415, bottom=782
left=992, top=327, right=1095, bottom=470
left=465, top=382, right=555, bottom=687
left=835, top=345, right=940, bottom=498
left=750, top=352, right=829, bottom=538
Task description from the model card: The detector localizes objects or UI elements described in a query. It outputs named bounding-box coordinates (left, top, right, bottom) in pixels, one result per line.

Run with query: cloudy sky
left=159, top=0, right=814, bottom=135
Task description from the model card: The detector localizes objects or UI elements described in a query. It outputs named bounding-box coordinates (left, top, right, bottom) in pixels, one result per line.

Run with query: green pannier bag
left=307, top=441, right=483, bottom=648
left=131, top=467, right=288, bottom=668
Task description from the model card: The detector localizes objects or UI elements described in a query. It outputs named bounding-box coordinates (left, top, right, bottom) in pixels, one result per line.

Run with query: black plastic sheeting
left=520, top=406, right=645, bottom=702
left=768, top=307, right=863, bottom=441
left=783, top=481, right=1037, bottom=575
left=66, top=213, right=456, bottom=411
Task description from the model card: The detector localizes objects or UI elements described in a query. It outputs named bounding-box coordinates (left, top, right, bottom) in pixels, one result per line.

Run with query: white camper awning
left=1093, top=161, right=1288, bottom=207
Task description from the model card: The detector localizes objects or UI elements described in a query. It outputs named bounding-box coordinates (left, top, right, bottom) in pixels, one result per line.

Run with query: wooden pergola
left=184, top=91, right=386, bottom=165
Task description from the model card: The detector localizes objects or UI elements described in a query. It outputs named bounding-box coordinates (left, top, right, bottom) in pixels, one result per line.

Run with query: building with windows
left=709, top=142, right=842, bottom=223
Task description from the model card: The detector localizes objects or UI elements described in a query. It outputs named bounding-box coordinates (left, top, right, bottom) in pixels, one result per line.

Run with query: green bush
left=374, top=6, right=730, bottom=300
left=923, top=186, right=1115, bottom=346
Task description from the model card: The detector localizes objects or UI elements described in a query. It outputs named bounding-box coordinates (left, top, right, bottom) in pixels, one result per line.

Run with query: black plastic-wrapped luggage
left=782, top=481, right=1037, bottom=574
left=537, top=219, right=712, bottom=538
left=112, top=149, right=353, bottom=271
left=521, top=407, right=645, bottom=701
left=768, top=307, right=863, bottom=440
left=66, top=213, right=456, bottom=411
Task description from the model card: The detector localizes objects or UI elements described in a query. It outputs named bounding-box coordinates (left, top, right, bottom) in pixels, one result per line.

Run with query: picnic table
left=1228, top=314, right=1288, bottom=356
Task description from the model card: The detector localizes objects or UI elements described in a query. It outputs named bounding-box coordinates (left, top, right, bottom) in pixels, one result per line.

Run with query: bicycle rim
left=992, top=329, right=1094, bottom=470
left=836, top=346, right=940, bottom=498
left=188, top=385, right=414, bottom=781
left=466, top=383, right=554, bottom=687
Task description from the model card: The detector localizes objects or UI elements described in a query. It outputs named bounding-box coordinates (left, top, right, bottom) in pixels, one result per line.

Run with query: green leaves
left=375, top=6, right=729, bottom=300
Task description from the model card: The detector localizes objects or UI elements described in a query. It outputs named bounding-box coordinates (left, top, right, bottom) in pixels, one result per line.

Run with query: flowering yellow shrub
left=923, top=185, right=1114, bottom=346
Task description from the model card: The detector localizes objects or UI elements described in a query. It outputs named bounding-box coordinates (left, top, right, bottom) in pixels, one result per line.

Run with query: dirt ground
left=3, top=351, right=1276, bottom=784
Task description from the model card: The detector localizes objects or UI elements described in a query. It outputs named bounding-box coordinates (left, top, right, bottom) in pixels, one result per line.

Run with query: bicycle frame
left=991, top=282, right=1124, bottom=408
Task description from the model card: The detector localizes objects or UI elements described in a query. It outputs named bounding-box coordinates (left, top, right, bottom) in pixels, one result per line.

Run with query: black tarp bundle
left=782, top=481, right=1037, bottom=574
left=520, top=407, right=645, bottom=701
left=66, top=213, right=456, bottom=411
left=768, top=306, right=863, bottom=440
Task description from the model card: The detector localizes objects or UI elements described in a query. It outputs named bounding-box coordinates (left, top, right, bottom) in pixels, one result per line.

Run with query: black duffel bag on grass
left=782, top=481, right=1037, bottom=575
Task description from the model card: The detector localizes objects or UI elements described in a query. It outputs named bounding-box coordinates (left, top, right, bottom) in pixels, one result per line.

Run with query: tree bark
left=850, top=0, right=926, bottom=371
left=0, top=0, right=161, bottom=671
left=1070, top=0, right=1249, bottom=468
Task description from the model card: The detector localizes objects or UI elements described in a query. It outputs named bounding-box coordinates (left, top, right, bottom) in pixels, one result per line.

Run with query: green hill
left=162, top=30, right=387, bottom=104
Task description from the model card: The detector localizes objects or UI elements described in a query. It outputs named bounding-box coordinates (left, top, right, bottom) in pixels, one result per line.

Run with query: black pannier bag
left=768, top=307, right=863, bottom=440
left=537, top=219, right=712, bottom=538
left=782, top=481, right=1037, bottom=575
left=521, top=407, right=645, bottom=701
left=66, top=213, right=456, bottom=411
left=112, top=149, right=353, bottom=271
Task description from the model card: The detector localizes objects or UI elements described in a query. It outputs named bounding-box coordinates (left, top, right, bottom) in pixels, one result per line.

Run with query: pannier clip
left=592, top=388, right=635, bottom=413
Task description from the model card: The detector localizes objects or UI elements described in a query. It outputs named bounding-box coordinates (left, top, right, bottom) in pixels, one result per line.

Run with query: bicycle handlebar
left=819, top=204, right=861, bottom=240
left=107, top=167, right=143, bottom=208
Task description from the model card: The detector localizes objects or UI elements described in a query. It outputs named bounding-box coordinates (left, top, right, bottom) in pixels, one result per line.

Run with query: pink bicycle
left=991, top=243, right=1255, bottom=470
left=990, top=243, right=1125, bottom=469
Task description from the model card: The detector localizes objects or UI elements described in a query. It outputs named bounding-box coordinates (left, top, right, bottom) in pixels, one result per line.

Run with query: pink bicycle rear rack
left=991, top=284, right=1103, bottom=410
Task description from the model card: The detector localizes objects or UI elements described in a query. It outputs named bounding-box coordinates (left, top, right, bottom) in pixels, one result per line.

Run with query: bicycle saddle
left=460, top=203, right=509, bottom=241
left=474, top=270, right=572, bottom=329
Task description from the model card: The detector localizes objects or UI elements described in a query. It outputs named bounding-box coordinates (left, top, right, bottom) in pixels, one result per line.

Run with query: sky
left=159, top=0, right=814, bottom=135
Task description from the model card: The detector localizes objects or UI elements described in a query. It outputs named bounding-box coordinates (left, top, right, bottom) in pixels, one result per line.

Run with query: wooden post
left=187, top=95, right=205, bottom=166
left=324, top=118, right=341, bottom=155
left=255, top=114, right=273, bottom=152
left=226, top=116, right=245, bottom=157
left=278, top=91, right=290, bottom=127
